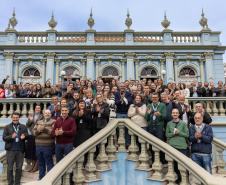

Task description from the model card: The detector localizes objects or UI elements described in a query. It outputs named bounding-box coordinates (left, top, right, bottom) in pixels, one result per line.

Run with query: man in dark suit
left=178, top=95, right=192, bottom=126
left=48, top=95, right=59, bottom=120
left=20, top=83, right=33, bottom=98
left=3, top=112, right=28, bottom=185
left=61, top=74, right=77, bottom=94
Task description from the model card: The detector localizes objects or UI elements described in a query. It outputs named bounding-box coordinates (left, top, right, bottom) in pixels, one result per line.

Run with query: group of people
left=2, top=74, right=224, bottom=185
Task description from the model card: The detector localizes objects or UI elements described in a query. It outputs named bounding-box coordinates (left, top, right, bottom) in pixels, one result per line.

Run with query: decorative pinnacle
left=125, top=9, right=132, bottom=29
left=161, top=10, right=170, bottom=29
left=199, top=8, right=210, bottom=30
left=48, top=10, right=57, bottom=30
left=8, top=7, right=18, bottom=29
left=87, top=7, right=95, bottom=29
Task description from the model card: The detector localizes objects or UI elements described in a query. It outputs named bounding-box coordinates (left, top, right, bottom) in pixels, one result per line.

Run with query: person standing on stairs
left=25, top=104, right=44, bottom=173
left=166, top=108, right=189, bottom=184
left=3, top=112, right=28, bottom=185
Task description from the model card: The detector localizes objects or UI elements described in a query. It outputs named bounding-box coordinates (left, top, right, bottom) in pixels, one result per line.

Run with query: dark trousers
left=6, top=150, right=24, bottom=185
left=36, top=145, right=54, bottom=180
left=55, top=143, right=73, bottom=163
left=173, top=148, right=188, bottom=183
left=147, top=126, right=165, bottom=163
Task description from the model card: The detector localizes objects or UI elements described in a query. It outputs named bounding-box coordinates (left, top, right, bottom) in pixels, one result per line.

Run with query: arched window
left=179, top=68, right=196, bottom=76
left=23, top=68, right=40, bottom=76
left=140, top=67, right=157, bottom=77
left=64, top=67, right=80, bottom=77
left=102, top=66, right=119, bottom=77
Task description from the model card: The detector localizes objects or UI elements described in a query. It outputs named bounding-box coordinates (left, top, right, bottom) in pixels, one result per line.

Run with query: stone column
left=83, top=52, right=96, bottom=81
left=55, top=59, right=60, bottom=84
left=44, top=52, right=56, bottom=84
left=134, top=59, right=139, bottom=80
left=121, top=59, right=126, bottom=82
left=173, top=58, right=179, bottom=84
left=3, top=52, right=14, bottom=84
left=41, top=59, right=46, bottom=85
left=81, top=59, right=86, bottom=78
left=14, top=58, right=20, bottom=84
left=203, top=52, right=214, bottom=83
left=199, top=58, right=205, bottom=84
left=95, top=58, right=100, bottom=80
left=160, top=58, right=165, bottom=79
left=164, top=52, right=175, bottom=83
left=124, top=52, right=136, bottom=80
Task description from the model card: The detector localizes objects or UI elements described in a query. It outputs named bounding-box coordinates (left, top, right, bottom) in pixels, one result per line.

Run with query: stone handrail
left=17, top=32, right=48, bottom=43
left=23, top=119, right=225, bottom=185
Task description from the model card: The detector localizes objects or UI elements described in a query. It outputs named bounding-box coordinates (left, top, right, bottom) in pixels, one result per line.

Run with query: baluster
left=192, top=35, right=195, bottom=42
left=165, top=155, right=177, bottom=185
left=100, top=35, right=103, bottom=42
left=180, top=35, right=183, bottom=42
left=1, top=103, right=8, bottom=118
left=62, top=167, right=73, bottom=185
left=118, top=125, right=126, bottom=152
left=178, top=35, right=181, bottom=42
left=108, top=36, right=111, bottom=42
left=219, top=101, right=225, bottom=116
left=133, top=36, right=136, bottom=42
left=206, top=101, right=212, bottom=114
left=106, top=130, right=117, bottom=161
left=188, top=36, right=191, bottom=42
left=150, top=35, right=154, bottom=42
left=197, top=36, right=200, bottom=42
left=97, top=138, right=109, bottom=171
left=66, top=35, right=69, bottom=42
left=8, top=102, right=14, bottom=115
left=216, top=146, right=226, bottom=174
left=159, top=35, right=163, bottom=42
left=85, top=147, right=97, bottom=181
left=31, top=35, right=34, bottom=43
left=24, top=158, right=32, bottom=171
left=28, top=102, right=34, bottom=115
left=43, top=102, right=47, bottom=112
left=117, top=35, right=120, bottom=42
left=96, top=36, right=98, bottom=42
left=79, top=35, right=82, bottom=43
left=21, top=103, right=27, bottom=118
left=1, top=159, right=8, bottom=185
left=40, top=35, right=43, bottom=42
left=36, top=36, right=39, bottom=43
left=151, top=146, right=163, bottom=180
left=27, top=35, right=30, bottom=43
left=193, top=176, right=202, bottom=185
left=137, top=138, right=149, bottom=170
left=175, top=36, right=178, bottom=42
left=15, top=102, right=20, bottom=115
left=46, top=36, right=48, bottom=42
left=142, top=36, right=145, bottom=42
left=113, top=35, right=115, bottom=42
left=178, top=164, right=189, bottom=185
left=192, top=101, right=196, bottom=112
left=73, top=156, right=85, bottom=185
left=184, top=36, right=187, bottom=42
left=74, top=36, right=77, bottom=43
left=213, top=101, right=218, bottom=116
left=62, top=35, right=65, bottom=42
left=127, top=130, right=139, bottom=161
left=121, top=36, right=124, bottom=42
left=104, top=35, right=107, bottom=43
left=171, top=36, right=174, bottom=42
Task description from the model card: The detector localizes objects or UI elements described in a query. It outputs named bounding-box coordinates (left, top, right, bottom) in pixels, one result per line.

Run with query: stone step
left=21, top=170, right=39, bottom=184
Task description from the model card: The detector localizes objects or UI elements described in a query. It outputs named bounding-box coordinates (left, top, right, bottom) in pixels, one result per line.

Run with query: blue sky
left=0, top=0, right=226, bottom=62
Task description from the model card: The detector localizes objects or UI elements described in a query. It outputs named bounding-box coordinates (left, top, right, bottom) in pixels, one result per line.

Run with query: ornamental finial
left=125, top=9, right=132, bottom=29
left=199, top=8, right=210, bottom=30
left=88, top=7, right=95, bottom=29
left=9, top=7, right=18, bottom=29
left=48, top=10, right=57, bottom=30
left=161, top=10, right=170, bottom=30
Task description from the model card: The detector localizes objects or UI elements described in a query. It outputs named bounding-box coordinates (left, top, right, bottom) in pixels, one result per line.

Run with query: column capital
left=55, top=58, right=60, bottom=65
left=83, top=52, right=97, bottom=59
left=121, top=58, right=126, bottom=65
left=27, top=53, right=34, bottom=62
left=3, top=52, right=14, bottom=59
left=173, top=58, right=179, bottom=64
left=199, top=58, right=205, bottom=63
left=14, top=58, right=20, bottom=65
left=94, top=58, right=100, bottom=64
left=43, top=52, right=56, bottom=59
left=107, top=54, right=114, bottom=61
left=164, top=52, right=175, bottom=58
left=134, top=58, right=139, bottom=65
left=202, top=52, right=214, bottom=59
left=160, top=58, right=165, bottom=64
left=146, top=53, right=153, bottom=61
left=67, top=53, right=74, bottom=61
left=81, top=58, right=86, bottom=65
left=123, top=52, right=137, bottom=58
left=41, top=59, right=46, bottom=64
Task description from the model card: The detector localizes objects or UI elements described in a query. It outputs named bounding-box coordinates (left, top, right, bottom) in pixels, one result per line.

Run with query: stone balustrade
left=17, top=33, right=48, bottom=43
left=133, top=33, right=163, bottom=43
left=1, top=119, right=220, bottom=185
left=56, top=33, right=87, bottom=43
left=171, top=32, right=201, bottom=43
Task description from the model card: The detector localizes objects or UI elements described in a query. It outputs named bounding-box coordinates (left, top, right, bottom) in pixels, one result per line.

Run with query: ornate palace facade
left=0, top=9, right=225, bottom=85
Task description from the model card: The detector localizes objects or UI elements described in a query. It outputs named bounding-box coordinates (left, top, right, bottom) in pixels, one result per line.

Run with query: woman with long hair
left=32, top=84, right=43, bottom=98
left=103, top=85, right=116, bottom=120
left=137, top=84, right=143, bottom=94
left=79, top=86, right=87, bottom=100
left=5, top=84, right=16, bottom=99
left=42, top=81, right=54, bottom=98
left=85, top=89, right=94, bottom=110
left=25, top=105, right=44, bottom=172
left=180, top=83, right=190, bottom=98
left=156, top=78, right=166, bottom=95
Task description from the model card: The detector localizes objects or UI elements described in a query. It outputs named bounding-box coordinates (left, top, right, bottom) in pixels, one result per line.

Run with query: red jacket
left=51, top=116, right=76, bottom=144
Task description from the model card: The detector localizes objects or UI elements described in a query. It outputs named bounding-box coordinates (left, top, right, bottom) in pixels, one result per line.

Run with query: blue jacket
left=20, top=89, right=33, bottom=98
left=48, top=104, right=59, bottom=119
left=115, top=91, right=133, bottom=114
left=189, top=124, right=213, bottom=154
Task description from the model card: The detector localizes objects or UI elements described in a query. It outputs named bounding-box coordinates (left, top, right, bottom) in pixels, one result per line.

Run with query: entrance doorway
left=62, top=67, right=81, bottom=82
left=102, top=78, right=114, bottom=85
left=101, top=66, right=119, bottom=85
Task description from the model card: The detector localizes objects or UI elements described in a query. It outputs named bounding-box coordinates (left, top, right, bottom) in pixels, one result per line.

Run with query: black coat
left=92, top=103, right=110, bottom=129
left=189, top=112, right=212, bottom=125
left=73, top=110, right=92, bottom=148
left=2, top=123, right=28, bottom=153
left=178, top=104, right=192, bottom=125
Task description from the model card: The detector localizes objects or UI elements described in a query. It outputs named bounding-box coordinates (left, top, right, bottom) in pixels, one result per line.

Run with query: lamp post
left=61, top=71, right=66, bottom=82
left=161, top=70, right=166, bottom=84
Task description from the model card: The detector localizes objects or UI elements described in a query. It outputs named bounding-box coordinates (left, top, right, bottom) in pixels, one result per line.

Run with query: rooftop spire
left=125, top=8, right=132, bottom=29
left=87, top=7, right=95, bottom=29
left=48, top=10, right=57, bottom=30
left=199, top=8, right=211, bottom=31
left=8, top=7, right=18, bottom=30
left=161, top=10, right=170, bottom=30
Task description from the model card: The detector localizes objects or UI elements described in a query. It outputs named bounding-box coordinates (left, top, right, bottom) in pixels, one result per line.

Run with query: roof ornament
left=9, top=8, right=18, bottom=30
left=125, top=9, right=132, bottom=29
left=88, top=7, right=95, bottom=29
left=48, top=11, right=57, bottom=30
left=161, top=10, right=170, bottom=30
left=199, top=8, right=211, bottom=31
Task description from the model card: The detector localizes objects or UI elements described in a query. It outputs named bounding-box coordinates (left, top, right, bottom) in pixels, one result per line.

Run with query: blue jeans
left=191, top=153, right=212, bottom=174
left=55, top=143, right=73, bottom=163
left=36, top=145, right=54, bottom=180
left=116, top=113, right=130, bottom=146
